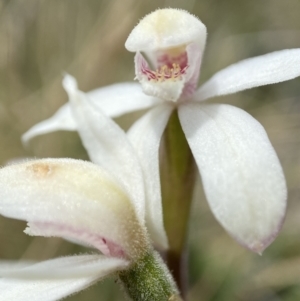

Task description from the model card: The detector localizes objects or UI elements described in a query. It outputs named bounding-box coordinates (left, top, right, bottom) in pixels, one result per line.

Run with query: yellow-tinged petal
left=0, top=158, right=149, bottom=260
left=125, top=8, right=206, bottom=52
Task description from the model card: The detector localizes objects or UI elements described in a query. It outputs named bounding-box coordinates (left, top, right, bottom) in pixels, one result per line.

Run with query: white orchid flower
left=22, top=8, right=300, bottom=253
left=0, top=77, right=181, bottom=301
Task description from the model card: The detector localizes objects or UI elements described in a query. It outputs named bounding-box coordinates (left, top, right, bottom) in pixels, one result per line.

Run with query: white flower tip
left=62, top=74, right=78, bottom=94
left=233, top=206, right=286, bottom=255
left=21, top=132, right=30, bottom=147
left=247, top=241, right=268, bottom=255
left=125, top=8, right=207, bottom=52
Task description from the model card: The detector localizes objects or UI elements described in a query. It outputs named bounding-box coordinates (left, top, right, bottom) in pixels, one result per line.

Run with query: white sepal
left=88, top=82, right=160, bottom=116
left=22, top=81, right=159, bottom=144
left=0, top=254, right=127, bottom=301
left=195, top=48, right=300, bottom=101
left=127, top=104, right=173, bottom=250
left=179, top=103, right=287, bottom=253
left=63, top=75, right=146, bottom=226
left=0, top=277, right=98, bottom=301
left=0, top=254, right=128, bottom=279
left=21, top=104, right=75, bottom=145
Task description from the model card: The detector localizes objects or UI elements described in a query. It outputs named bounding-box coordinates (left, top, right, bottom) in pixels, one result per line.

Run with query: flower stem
left=119, top=251, right=182, bottom=301
left=160, top=109, right=197, bottom=297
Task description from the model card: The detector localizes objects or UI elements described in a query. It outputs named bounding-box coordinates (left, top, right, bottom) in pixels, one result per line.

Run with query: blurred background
left=0, top=0, right=300, bottom=300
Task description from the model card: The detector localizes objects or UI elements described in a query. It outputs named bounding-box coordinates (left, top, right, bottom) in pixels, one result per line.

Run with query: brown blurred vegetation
left=0, top=0, right=300, bottom=300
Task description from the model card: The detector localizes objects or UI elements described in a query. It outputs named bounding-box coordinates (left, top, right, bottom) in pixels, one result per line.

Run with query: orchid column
left=159, top=109, right=197, bottom=293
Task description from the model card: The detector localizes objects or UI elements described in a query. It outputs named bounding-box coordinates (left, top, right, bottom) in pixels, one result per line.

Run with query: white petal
left=0, top=158, right=148, bottom=259
left=22, top=82, right=158, bottom=144
left=21, top=104, right=75, bottom=145
left=88, top=82, right=160, bottom=116
left=127, top=104, right=173, bottom=250
left=0, top=254, right=128, bottom=279
left=0, top=254, right=126, bottom=301
left=179, top=103, right=287, bottom=253
left=196, top=48, right=300, bottom=101
left=125, top=8, right=206, bottom=53
left=63, top=75, right=146, bottom=226
left=0, top=277, right=98, bottom=301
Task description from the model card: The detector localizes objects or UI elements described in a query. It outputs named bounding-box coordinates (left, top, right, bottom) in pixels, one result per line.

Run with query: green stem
left=119, top=251, right=182, bottom=301
left=160, top=109, right=197, bottom=296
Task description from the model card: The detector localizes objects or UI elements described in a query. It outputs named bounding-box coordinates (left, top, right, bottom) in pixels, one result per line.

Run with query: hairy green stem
left=160, top=109, right=197, bottom=297
left=119, top=251, right=182, bottom=301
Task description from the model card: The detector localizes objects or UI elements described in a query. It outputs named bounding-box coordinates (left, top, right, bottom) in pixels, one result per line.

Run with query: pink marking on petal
left=26, top=221, right=126, bottom=258
left=135, top=52, right=187, bottom=82
left=231, top=209, right=286, bottom=255
left=181, top=43, right=203, bottom=99
left=181, top=80, right=198, bottom=99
